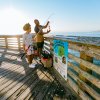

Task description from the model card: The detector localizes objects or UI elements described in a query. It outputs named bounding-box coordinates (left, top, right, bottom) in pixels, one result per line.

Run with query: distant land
left=92, top=30, right=100, bottom=32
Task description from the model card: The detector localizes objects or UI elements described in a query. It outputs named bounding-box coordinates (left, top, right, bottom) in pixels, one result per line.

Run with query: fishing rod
left=19, top=13, right=54, bottom=59
left=43, top=13, right=54, bottom=31
left=44, top=13, right=54, bottom=25
left=36, top=13, right=54, bottom=34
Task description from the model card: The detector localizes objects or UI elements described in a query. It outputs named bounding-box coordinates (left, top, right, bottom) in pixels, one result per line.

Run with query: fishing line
left=37, top=13, right=54, bottom=33
left=44, top=13, right=54, bottom=25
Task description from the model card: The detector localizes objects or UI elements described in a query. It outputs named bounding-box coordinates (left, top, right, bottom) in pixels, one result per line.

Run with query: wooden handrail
left=68, top=61, right=100, bottom=89
left=68, top=53, right=100, bottom=74
left=68, top=70, right=100, bottom=100
left=0, top=35, right=23, bottom=49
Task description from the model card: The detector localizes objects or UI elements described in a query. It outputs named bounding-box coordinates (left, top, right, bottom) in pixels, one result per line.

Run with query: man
left=34, top=19, right=51, bottom=59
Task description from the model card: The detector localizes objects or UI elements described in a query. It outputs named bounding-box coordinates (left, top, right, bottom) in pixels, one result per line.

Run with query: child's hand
left=24, top=50, right=27, bottom=53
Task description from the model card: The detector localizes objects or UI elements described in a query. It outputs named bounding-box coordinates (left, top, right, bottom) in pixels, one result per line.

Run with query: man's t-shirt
left=34, top=25, right=44, bottom=42
left=34, top=25, right=43, bottom=33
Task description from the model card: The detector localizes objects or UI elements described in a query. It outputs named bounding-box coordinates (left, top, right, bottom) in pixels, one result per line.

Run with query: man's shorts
left=25, top=45, right=34, bottom=55
left=37, top=42, right=44, bottom=48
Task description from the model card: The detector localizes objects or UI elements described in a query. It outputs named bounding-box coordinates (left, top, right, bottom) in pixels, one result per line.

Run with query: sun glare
left=0, top=7, right=27, bottom=35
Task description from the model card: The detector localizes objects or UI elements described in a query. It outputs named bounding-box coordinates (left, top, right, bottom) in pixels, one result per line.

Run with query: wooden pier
left=0, top=35, right=100, bottom=100
left=0, top=48, right=79, bottom=100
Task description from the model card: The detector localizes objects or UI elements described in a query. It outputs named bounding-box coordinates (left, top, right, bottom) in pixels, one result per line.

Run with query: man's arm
left=42, top=21, right=49, bottom=29
left=42, top=30, right=51, bottom=35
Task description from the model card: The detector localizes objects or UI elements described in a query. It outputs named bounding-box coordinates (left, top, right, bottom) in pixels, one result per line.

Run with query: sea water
left=53, top=32, right=100, bottom=37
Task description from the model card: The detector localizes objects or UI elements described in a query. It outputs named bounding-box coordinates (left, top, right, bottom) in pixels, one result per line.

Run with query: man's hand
left=47, top=21, right=50, bottom=25
left=43, top=21, right=50, bottom=28
left=47, top=29, right=51, bottom=33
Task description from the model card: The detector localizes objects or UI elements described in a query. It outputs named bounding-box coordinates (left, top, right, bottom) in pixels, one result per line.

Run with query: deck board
left=0, top=48, right=79, bottom=100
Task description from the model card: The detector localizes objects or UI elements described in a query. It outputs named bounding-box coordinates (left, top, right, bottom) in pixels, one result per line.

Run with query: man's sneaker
left=29, top=63, right=36, bottom=68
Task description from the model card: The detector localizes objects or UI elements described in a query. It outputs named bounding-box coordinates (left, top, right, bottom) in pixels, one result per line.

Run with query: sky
left=0, top=0, right=100, bottom=35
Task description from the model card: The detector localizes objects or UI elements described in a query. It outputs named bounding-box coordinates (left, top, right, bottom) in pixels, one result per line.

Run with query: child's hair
left=23, top=23, right=31, bottom=31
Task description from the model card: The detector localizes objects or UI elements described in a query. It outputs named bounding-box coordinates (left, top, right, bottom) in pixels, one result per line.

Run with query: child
left=34, top=19, right=51, bottom=60
left=23, top=23, right=35, bottom=68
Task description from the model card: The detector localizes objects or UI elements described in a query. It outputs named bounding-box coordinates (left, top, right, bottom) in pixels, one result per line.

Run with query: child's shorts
left=25, top=45, right=34, bottom=55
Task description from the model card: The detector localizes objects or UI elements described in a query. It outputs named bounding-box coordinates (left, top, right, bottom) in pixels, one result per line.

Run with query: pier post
left=5, top=37, right=8, bottom=49
left=17, top=36, right=20, bottom=50
left=79, top=52, right=93, bottom=90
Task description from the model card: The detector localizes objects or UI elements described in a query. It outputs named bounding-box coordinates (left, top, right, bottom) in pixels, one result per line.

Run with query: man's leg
left=37, top=48, right=39, bottom=57
left=37, top=42, right=44, bottom=59
left=39, top=48, right=42, bottom=58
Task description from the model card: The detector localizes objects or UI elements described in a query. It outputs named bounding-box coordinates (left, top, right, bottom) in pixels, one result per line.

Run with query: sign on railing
left=53, top=39, right=68, bottom=80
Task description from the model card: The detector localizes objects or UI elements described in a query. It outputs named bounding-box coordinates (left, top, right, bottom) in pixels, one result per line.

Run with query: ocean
left=0, top=32, right=100, bottom=37
left=53, top=32, right=100, bottom=37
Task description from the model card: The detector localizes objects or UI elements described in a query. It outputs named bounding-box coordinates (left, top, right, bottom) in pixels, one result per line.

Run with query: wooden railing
left=44, top=36, right=100, bottom=100
left=0, top=35, right=23, bottom=50
left=0, top=35, right=100, bottom=100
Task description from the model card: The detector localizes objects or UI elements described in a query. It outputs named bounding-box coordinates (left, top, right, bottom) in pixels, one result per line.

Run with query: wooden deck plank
left=8, top=68, right=43, bottom=100
left=0, top=63, right=20, bottom=75
left=27, top=75, right=51, bottom=100
left=40, top=68, right=55, bottom=81
left=33, top=76, right=52, bottom=100
left=16, top=69, right=46, bottom=100
left=0, top=69, right=34, bottom=99
left=0, top=65, right=28, bottom=88
left=42, top=80, right=58, bottom=100
left=49, top=68, right=81, bottom=100
left=0, top=66, right=25, bottom=87
left=53, top=82, right=70, bottom=100
left=0, top=48, right=80, bottom=100
left=0, top=62, right=17, bottom=69
left=24, top=69, right=49, bottom=100
left=0, top=69, right=26, bottom=93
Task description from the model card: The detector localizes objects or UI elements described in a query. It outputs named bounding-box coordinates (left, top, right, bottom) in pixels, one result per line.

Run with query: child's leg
left=26, top=45, right=34, bottom=64
left=27, top=54, right=34, bottom=64
left=31, top=54, right=34, bottom=61
left=27, top=55, right=32, bottom=64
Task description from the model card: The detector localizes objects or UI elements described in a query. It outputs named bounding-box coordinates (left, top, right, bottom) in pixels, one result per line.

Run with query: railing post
left=17, top=36, right=20, bottom=50
left=5, top=37, right=8, bottom=49
left=79, top=52, right=93, bottom=90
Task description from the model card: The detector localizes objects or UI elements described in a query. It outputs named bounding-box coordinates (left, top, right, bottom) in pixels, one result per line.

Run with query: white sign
left=53, top=40, right=68, bottom=80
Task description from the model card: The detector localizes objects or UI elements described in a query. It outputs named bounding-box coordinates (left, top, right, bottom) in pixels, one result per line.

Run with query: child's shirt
left=23, top=33, right=34, bottom=46
left=23, top=33, right=35, bottom=55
